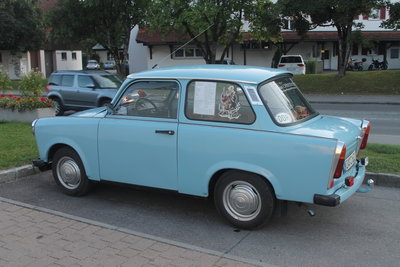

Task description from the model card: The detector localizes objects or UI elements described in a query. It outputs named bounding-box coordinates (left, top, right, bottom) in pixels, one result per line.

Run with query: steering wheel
left=135, top=98, right=158, bottom=115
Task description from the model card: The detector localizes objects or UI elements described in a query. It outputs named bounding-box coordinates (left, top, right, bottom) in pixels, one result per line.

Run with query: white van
left=277, top=55, right=306, bottom=75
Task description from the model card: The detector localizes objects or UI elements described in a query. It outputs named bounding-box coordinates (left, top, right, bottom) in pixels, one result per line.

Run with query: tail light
left=278, top=64, right=285, bottom=67
left=360, top=120, right=370, bottom=149
left=334, top=144, right=346, bottom=178
left=297, top=64, right=305, bottom=67
left=328, top=141, right=346, bottom=188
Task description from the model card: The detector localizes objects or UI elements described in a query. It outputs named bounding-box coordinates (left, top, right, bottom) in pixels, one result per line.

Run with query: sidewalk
left=0, top=199, right=259, bottom=267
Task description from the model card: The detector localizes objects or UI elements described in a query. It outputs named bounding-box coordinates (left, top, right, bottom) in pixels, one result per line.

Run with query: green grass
left=0, top=121, right=399, bottom=175
left=360, top=143, right=400, bottom=175
left=294, top=70, right=400, bottom=95
left=0, top=121, right=38, bottom=170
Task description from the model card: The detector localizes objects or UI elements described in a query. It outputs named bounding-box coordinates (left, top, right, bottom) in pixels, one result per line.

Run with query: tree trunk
left=337, top=26, right=352, bottom=77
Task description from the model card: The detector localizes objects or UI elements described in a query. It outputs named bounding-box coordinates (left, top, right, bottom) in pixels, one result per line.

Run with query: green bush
left=18, top=72, right=47, bottom=97
left=0, top=72, right=12, bottom=93
left=306, top=58, right=317, bottom=74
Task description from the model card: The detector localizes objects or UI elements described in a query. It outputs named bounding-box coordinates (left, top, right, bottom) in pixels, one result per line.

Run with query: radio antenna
left=152, top=23, right=214, bottom=69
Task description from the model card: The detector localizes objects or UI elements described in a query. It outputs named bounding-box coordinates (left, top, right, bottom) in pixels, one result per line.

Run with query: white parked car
left=277, top=55, right=306, bottom=75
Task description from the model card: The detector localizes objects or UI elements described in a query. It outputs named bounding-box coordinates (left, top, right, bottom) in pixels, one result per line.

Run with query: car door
left=76, top=75, right=99, bottom=107
left=97, top=80, right=180, bottom=190
left=59, top=74, right=76, bottom=106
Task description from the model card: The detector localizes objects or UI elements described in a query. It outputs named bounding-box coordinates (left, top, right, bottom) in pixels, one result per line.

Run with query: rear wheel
left=214, top=171, right=275, bottom=229
left=99, top=99, right=111, bottom=107
left=52, top=147, right=92, bottom=196
left=53, top=98, right=65, bottom=116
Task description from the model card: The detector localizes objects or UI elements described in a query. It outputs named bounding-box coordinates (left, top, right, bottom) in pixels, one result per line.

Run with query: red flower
left=46, top=103, right=52, bottom=106
left=8, top=94, right=13, bottom=97
left=0, top=95, right=4, bottom=97
left=40, top=97, right=46, bottom=102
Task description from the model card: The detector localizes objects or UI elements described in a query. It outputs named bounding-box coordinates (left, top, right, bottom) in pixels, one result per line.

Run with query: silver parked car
left=46, top=70, right=122, bottom=116
left=86, top=60, right=100, bottom=70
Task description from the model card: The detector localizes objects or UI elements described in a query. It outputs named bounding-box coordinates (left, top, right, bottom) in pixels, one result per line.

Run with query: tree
left=146, top=0, right=280, bottom=64
left=47, top=0, right=146, bottom=77
left=0, top=0, right=45, bottom=51
left=381, top=2, right=400, bottom=30
left=278, top=0, right=381, bottom=77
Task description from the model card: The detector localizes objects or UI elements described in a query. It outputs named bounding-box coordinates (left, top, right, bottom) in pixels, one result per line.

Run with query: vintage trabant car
left=33, top=65, right=373, bottom=229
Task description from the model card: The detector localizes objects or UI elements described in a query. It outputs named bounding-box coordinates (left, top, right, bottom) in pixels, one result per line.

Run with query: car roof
left=280, top=55, right=302, bottom=57
left=51, top=70, right=111, bottom=75
left=127, top=65, right=291, bottom=84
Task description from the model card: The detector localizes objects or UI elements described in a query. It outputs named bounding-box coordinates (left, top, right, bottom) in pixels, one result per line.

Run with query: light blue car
left=32, top=65, right=373, bottom=229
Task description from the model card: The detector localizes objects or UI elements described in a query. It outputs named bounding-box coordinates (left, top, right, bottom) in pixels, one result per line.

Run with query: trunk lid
left=290, top=115, right=363, bottom=172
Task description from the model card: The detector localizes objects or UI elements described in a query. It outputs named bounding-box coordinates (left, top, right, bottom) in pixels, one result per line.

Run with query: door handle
left=155, top=130, right=175, bottom=135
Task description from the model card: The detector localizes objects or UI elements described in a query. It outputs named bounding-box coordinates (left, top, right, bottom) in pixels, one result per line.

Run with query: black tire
left=99, top=99, right=111, bottom=107
left=52, top=147, right=92, bottom=196
left=53, top=98, right=65, bottom=116
left=214, top=171, right=275, bottom=229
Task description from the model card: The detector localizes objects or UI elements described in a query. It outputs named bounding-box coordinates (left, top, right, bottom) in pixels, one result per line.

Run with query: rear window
left=92, top=74, right=122, bottom=89
left=258, top=76, right=316, bottom=125
left=48, top=74, right=62, bottom=86
left=280, top=56, right=303, bottom=63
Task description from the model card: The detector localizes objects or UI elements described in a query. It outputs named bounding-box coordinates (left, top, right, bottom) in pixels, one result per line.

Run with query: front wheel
left=53, top=98, right=65, bottom=116
left=214, top=171, right=275, bottom=229
left=52, top=147, right=92, bottom=196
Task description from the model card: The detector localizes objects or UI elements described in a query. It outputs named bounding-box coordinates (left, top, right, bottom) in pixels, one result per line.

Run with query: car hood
left=71, top=107, right=107, bottom=118
left=290, top=115, right=363, bottom=150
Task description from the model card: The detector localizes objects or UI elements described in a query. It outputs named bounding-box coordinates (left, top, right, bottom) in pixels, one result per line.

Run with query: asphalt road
left=313, top=103, right=400, bottom=145
left=0, top=172, right=399, bottom=267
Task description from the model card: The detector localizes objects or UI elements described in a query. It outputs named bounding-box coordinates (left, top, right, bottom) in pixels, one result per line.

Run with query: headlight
left=32, top=119, right=38, bottom=135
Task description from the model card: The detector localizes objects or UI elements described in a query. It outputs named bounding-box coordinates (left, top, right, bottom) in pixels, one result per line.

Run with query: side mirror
left=86, top=83, right=96, bottom=89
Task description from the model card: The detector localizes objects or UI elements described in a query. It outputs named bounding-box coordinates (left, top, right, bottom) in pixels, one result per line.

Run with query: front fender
left=34, top=117, right=101, bottom=181
left=42, top=137, right=99, bottom=181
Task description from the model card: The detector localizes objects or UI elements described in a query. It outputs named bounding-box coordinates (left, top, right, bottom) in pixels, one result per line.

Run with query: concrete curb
left=365, top=172, right=400, bottom=188
left=0, top=165, right=399, bottom=188
left=0, top=165, right=40, bottom=184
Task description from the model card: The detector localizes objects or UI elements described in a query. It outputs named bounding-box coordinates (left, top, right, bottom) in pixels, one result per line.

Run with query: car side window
left=61, top=75, right=74, bottom=87
left=49, top=74, right=62, bottom=86
left=78, top=75, right=95, bottom=88
left=113, top=81, right=179, bottom=119
left=185, top=81, right=255, bottom=124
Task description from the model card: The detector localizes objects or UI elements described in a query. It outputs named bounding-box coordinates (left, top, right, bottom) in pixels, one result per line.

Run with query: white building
left=129, top=6, right=400, bottom=72
left=0, top=49, right=82, bottom=80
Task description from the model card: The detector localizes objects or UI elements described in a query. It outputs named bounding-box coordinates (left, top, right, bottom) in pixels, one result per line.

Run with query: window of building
left=312, top=45, right=320, bottom=58
left=107, top=52, right=114, bottom=61
left=369, top=8, right=380, bottom=20
left=361, top=47, right=369, bottom=56
left=174, top=47, right=202, bottom=58
left=61, top=52, right=67, bottom=61
left=391, top=48, right=399, bottom=59
left=113, top=81, right=179, bottom=119
left=283, top=19, right=293, bottom=30
left=352, top=45, right=359, bottom=56
left=185, top=81, right=255, bottom=124
left=72, top=52, right=77, bottom=60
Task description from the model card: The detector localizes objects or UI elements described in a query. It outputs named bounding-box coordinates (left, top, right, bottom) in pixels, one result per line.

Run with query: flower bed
left=0, top=94, right=54, bottom=112
left=0, top=94, right=54, bottom=123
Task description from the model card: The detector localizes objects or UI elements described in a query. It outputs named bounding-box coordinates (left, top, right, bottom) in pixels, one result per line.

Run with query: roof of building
left=127, top=65, right=291, bottom=84
left=136, top=29, right=400, bottom=45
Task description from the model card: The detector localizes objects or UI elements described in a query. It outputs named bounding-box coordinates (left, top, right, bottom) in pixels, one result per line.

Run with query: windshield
left=258, top=76, right=316, bottom=125
left=92, top=75, right=122, bottom=89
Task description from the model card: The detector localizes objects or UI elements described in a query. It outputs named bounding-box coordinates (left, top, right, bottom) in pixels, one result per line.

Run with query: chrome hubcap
left=56, top=156, right=81, bottom=190
left=223, top=181, right=261, bottom=221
